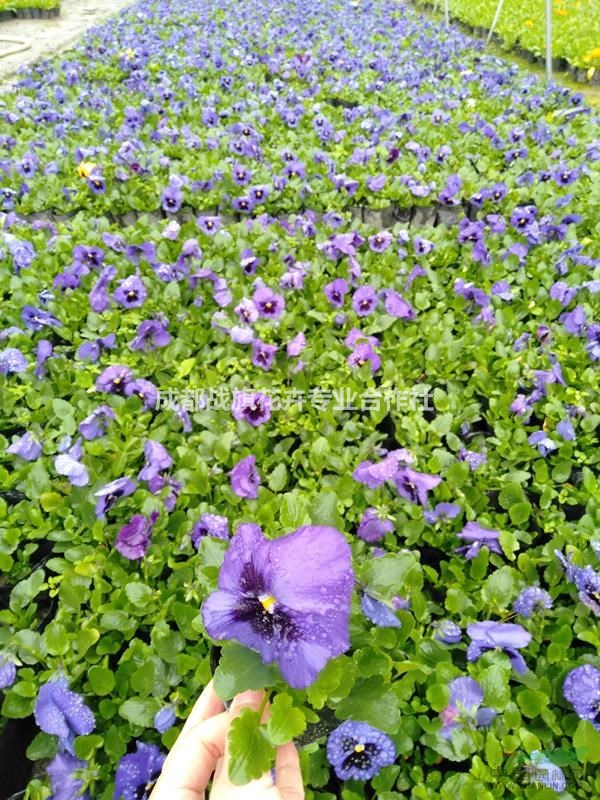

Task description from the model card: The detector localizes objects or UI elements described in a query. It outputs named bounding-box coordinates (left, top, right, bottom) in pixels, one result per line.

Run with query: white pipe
left=486, top=0, right=505, bottom=46
left=545, top=0, right=553, bottom=81
left=444, top=0, right=449, bottom=28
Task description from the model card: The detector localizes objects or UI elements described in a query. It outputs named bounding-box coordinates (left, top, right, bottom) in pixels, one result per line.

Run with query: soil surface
left=0, top=0, right=136, bottom=88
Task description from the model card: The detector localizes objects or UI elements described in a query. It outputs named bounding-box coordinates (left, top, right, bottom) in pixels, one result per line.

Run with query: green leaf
left=485, top=732, right=503, bottom=769
left=88, top=666, right=116, bottom=696
left=517, top=689, right=547, bottom=719
left=268, top=463, right=288, bottom=493
left=214, top=644, right=279, bottom=701
left=498, top=482, right=525, bottom=509
left=9, top=568, right=46, bottom=612
left=480, top=664, right=511, bottom=710
left=51, top=398, right=74, bottom=419
left=119, top=697, right=161, bottom=728
left=361, top=552, right=423, bottom=600
left=26, top=732, right=59, bottom=761
left=125, top=582, right=154, bottom=608
left=307, top=491, right=344, bottom=529
left=509, top=501, right=532, bottom=525
left=481, top=566, right=519, bottom=609
left=573, top=719, right=600, bottom=763
left=335, top=677, right=400, bottom=733
left=228, top=708, right=275, bottom=785
left=266, top=693, right=306, bottom=745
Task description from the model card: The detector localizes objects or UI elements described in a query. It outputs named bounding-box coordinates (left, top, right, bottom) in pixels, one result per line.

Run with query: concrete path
left=0, top=0, right=136, bottom=87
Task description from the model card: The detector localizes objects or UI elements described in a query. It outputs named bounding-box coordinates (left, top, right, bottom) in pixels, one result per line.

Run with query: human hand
left=150, top=682, right=304, bottom=800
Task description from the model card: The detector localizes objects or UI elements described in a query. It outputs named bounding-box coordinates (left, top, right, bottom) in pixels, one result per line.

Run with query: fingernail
left=229, top=690, right=264, bottom=712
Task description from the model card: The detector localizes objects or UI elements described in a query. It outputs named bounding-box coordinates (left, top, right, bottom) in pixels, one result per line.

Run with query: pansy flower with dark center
left=113, top=742, right=165, bottom=800
left=96, top=365, right=133, bottom=395
left=230, top=455, right=260, bottom=499
left=467, top=621, right=532, bottom=673
left=130, top=319, right=171, bottom=351
left=555, top=550, right=600, bottom=617
left=455, top=521, right=501, bottom=559
left=563, top=665, right=600, bottom=731
left=203, top=523, right=353, bottom=688
left=94, top=476, right=137, bottom=518
left=352, top=286, right=378, bottom=317
left=253, top=287, right=285, bottom=319
left=252, top=339, right=278, bottom=371
left=232, top=391, right=271, bottom=427
left=114, top=275, right=147, bottom=309
left=324, top=278, right=349, bottom=308
left=192, top=513, right=229, bottom=548
left=513, top=587, right=553, bottom=618
left=327, top=720, right=395, bottom=780
left=125, top=378, right=158, bottom=411
left=393, top=467, right=441, bottom=506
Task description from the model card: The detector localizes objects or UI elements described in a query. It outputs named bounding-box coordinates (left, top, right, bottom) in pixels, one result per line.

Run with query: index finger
left=276, top=741, right=304, bottom=800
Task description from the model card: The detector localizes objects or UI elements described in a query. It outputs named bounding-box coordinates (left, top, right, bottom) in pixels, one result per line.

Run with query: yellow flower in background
left=591, top=47, right=600, bottom=59
left=125, top=48, right=135, bottom=59
left=77, top=161, right=97, bottom=178
left=524, top=19, right=533, bottom=27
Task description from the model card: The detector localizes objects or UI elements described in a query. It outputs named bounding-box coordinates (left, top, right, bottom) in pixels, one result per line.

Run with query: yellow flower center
left=260, top=594, right=276, bottom=613
left=77, top=161, right=97, bottom=178
left=354, top=743, right=365, bottom=753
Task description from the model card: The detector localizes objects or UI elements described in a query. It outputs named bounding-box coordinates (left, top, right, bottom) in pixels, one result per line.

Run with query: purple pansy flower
left=513, top=587, right=553, bottom=618
left=138, top=441, right=172, bottom=483
left=78, top=405, right=116, bottom=440
left=202, top=523, right=353, bottom=688
left=455, top=522, right=502, bottom=559
left=192, top=513, right=230, bottom=548
left=55, top=440, right=89, bottom=487
left=352, top=286, right=378, bottom=317
left=89, top=266, right=117, bottom=313
left=253, top=287, right=285, bottom=319
left=131, top=319, right=171, bottom=351
left=96, top=365, right=133, bottom=395
left=232, top=391, right=271, bottom=427
left=34, top=677, right=95, bottom=754
left=0, top=657, right=17, bottom=689
left=115, top=512, right=159, bottom=561
left=439, top=677, right=496, bottom=738
left=34, top=339, right=53, bottom=378
left=94, top=477, right=137, bottom=518
left=424, top=503, right=460, bottom=524
left=348, top=342, right=381, bottom=373
left=230, top=455, right=260, bottom=499
left=113, top=742, right=165, bottom=800
left=563, top=665, right=600, bottom=730
left=557, top=419, right=575, bottom=441
left=327, top=720, right=395, bottom=781
left=324, top=278, right=349, bottom=308
left=555, top=550, right=600, bottom=616
left=458, top=448, right=487, bottom=471
left=47, top=752, right=89, bottom=800
left=383, top=290, right=415, bottom=319
left=21, top=305, right=61, bottom=332
left=154, top=706, right=176, bottom=735
left=368, top=231, right=392, bottom=253
left=528, top=430, right=558, bottom=456
left=114, top=275, right=147, bottom=309
left=0, top=347, right=28, bottom=374
left=7, top=432, right=42, bottom=461
left=466, top=621, right=532, bottom=673
left=287, top=332, right=306, bottom=358
left=356, top=508, right=394, bottom=543
left=393, top=467, right=441, bottom=506
left=125, top=378, right=158, bottom=410
left=353, top=449, right=414, bottom=489
left=434, top=620, right=462, bottom=644
left=251, top=340, right=278, bottom=370
left=361, top=593, right=401, bottom=628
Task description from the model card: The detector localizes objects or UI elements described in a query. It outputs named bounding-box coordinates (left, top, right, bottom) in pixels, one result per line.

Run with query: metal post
left=486, top=0, right=506, bottom=46
left=545, top=0, right=553, bottom=81
left=444, top=0, right=449, bottom=28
